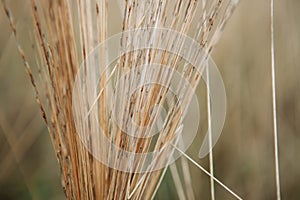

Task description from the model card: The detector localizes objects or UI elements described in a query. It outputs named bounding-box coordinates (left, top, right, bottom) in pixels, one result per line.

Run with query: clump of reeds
left=2, top=0, right=238, bottom=199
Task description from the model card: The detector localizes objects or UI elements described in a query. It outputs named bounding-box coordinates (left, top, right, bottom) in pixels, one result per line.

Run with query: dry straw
left=2, top=0, right=238, bottom=199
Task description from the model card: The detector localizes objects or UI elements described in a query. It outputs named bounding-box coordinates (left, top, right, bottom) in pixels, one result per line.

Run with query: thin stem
left=270, top=0, right=281, bottom=199
left=206, top=64, right=215, bottom=200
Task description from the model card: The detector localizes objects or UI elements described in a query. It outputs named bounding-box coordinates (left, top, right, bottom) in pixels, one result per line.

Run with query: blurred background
left=0, top=0, right=299, bottom=199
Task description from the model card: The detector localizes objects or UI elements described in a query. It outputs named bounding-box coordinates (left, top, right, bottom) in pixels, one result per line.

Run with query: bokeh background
left=0, top=0, right=299, bottom=199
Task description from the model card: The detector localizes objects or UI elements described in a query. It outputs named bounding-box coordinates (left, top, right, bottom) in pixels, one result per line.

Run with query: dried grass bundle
left=2, top=0, right=238, bottom=199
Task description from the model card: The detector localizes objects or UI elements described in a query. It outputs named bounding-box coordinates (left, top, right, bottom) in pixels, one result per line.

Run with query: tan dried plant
left=2, top=0, right=238, bottom=199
